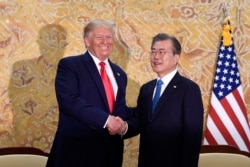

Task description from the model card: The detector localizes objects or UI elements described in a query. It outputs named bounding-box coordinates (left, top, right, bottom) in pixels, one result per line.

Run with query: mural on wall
left=8, top=24, right=67, bottom=150
left=0, top=0, right=249, bottom=166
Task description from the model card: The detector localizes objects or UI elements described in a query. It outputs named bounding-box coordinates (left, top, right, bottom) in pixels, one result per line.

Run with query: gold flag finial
left=222, top=16, right=232, bottom=46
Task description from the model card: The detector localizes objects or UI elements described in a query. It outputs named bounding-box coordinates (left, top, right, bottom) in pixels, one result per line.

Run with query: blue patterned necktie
left=152, top=79, right=163, bottom=113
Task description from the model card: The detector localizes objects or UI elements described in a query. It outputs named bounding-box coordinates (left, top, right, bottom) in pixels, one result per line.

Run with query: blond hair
left=83, top=19, right=115, bottom=38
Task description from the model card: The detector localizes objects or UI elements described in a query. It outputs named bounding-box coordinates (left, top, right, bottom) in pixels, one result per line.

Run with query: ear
left=84, top=37, right=90, bottom=47
left=174, top=54, right=180, bottom=64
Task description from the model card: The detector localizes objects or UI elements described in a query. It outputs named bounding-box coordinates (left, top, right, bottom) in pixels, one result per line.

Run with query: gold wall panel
left=0, top=0, right=249, bottom=166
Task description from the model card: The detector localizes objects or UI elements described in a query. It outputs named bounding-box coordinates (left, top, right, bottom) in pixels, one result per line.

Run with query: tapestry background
left=0, top=0, right=249, bottom=166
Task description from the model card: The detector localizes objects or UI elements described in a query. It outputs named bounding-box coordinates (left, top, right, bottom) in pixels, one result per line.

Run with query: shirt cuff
left=121, top=121, right=128, bottom=135
left=103, top=115, right=109, bottom=128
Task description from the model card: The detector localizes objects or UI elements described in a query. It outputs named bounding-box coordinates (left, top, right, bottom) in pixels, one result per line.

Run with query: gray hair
left=151, top=33, right=181, bottom=55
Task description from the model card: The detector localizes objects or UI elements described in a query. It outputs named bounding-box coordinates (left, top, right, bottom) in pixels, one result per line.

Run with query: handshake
left=106, top=115, right=127, bottom=135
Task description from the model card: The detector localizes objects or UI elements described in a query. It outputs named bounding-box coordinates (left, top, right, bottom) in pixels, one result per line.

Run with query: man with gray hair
left=124, top=33, right=204, bottom=167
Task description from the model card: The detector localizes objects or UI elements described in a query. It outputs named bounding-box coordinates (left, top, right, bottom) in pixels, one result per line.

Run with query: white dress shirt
left=88, top=51, right=118, bottom=128
left=153, top=69, right=177, bottom=98
left=88, top=51, right=118, bottom=98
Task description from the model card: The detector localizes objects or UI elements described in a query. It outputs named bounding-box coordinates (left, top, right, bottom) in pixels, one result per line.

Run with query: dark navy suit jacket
left=125, top=72, right=204, bottom=167
left=46, top=52, right=129, bottom=167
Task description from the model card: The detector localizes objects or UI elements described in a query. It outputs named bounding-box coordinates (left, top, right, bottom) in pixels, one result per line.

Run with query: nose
left=102, top=37, right=107, bottom=43
left=153, top=52, right=161, bottom=59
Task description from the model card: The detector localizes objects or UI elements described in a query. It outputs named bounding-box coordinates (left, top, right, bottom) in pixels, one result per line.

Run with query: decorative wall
left=0, top=0, right=249, bottom=166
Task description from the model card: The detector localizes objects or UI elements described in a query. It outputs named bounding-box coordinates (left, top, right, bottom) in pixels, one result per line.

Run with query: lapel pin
left=117, top=72, right=120, bottom=76
left=173, top=85, right=177, bottom=88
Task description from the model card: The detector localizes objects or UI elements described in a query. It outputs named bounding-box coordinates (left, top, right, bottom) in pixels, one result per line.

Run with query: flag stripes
left=204, top=90, right=250, bottom=152
left=204, top=17, right=250, bottom=153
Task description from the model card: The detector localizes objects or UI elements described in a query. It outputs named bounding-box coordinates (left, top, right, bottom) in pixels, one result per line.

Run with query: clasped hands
left=106, top=115, right=127, bottom=135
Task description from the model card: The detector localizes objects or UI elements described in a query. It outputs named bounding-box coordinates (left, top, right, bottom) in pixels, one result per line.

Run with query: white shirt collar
left=88, top=50, right=109, bottom=65
left=157, top=69, right=177, bottom=86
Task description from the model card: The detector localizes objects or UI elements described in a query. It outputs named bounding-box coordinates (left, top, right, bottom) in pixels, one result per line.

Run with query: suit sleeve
left=181, top=82, right=204, bottom=167
left=55, top=58, right=109, bottom=130
left=123, top=85, right=146, bottom=139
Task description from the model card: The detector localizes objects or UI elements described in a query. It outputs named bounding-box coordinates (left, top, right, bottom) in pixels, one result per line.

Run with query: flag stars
left=215, top=75, right=219, bottom=81
left=224, top=61, right=230, bottom=66
left=226, top=54, right=231, bottom=59
left=235, top=79, right=239, bottom=84
left=213, top=44, right=241, bottom=99
left=231, top=63, right=236, bottom=68
left=219, top=53, right=224, bottom=58
left=221, top=76, right=227, bottom=81
left=223, top=69, right=228, bottom=74
left=220, top=83, right=225, bottom=89
left=227, top=85, right=232, bottom=90
left=220, top=46, right=225, bottom=51
left=230, top=70, right=235, bottom=75
left=218, top=91, right=223, bottom=97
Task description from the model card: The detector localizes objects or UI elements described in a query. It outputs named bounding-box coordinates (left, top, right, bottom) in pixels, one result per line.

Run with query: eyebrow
left=151, top=48, right=162, bottom=50
left=151, top=48, right=169, bottom=51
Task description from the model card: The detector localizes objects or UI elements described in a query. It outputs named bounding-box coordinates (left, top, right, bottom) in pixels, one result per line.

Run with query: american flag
left=203, top=18, right=250, bottom=152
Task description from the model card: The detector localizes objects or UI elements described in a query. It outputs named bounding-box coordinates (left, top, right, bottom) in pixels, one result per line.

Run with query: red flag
left=203, top=17, right=250, bottom=152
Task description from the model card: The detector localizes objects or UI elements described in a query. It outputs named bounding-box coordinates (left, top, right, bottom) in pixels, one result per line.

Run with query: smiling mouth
left=153, top=62, right=161, bottom=66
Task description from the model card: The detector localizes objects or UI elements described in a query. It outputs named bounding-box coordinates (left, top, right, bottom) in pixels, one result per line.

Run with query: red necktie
left=99, top=62, right=115, bottom=113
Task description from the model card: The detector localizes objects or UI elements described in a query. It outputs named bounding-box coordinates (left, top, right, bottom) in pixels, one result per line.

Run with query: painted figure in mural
left=123, top=33, right=204, bottom=167
left=46, top=19, right=130, bottom=167
left=8, top=24, right=67, bottom=149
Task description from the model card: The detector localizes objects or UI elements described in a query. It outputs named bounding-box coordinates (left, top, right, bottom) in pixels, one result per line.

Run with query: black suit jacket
left=47, top=52, right=129, bottom=167
left=125, top=72, right=204, bottom=167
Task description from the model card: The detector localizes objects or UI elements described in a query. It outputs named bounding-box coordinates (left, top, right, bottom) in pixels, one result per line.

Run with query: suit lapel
left=81, top=53, right=110, bottom=112
left=147, top=80, right=157, bottom=121
left=109, top=61, right=123, bottom=114
left=151, top=72, right=182, bottom=121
